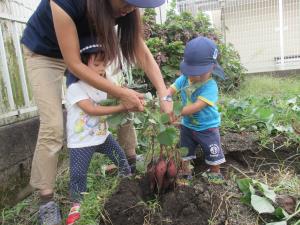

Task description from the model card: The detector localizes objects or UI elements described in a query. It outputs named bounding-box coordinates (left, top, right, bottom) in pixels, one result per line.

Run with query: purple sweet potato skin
left=147, top=153, right=178, bottom=193
left=147, top=160, right=156, bottom=192
left=167, top=158, right=177, bottom=178
left=154, top=157, right=167, bottom=190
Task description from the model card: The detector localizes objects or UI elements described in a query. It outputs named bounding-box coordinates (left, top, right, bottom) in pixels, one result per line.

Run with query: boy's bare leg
left=210, top=165, right=220, bottom=173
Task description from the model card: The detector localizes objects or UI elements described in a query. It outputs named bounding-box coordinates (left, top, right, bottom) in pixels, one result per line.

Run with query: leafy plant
left=237, top=178, right=300, bottom=225
left=220, top=93, right=300, bottom=148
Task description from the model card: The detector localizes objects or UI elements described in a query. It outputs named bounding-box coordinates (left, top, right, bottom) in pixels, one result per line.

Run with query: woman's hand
left=120, top=88, right=144, bottom=112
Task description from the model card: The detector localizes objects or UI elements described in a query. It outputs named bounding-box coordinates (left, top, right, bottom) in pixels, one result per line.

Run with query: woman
left=21, top=0, right=172, bottom=224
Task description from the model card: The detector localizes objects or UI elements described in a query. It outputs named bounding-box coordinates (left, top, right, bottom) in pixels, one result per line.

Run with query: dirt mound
left=101, top=178, right=213, bottom=225
left=100, top=131, right=299, bottom=225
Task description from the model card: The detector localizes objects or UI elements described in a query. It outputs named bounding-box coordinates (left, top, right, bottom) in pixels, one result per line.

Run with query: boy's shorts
left=180, top=125, right=225, bottom=166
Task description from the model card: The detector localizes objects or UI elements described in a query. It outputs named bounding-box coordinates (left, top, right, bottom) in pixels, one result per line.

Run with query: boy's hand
left=171, top=115, right=181, bottom=128
left=160, top=100, right=173, bottom=115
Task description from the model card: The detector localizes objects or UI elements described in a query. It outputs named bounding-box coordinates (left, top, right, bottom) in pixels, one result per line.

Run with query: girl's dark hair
left=81, top=51, right=105, bottom=66
left=87, top=0, right=142, bottom=66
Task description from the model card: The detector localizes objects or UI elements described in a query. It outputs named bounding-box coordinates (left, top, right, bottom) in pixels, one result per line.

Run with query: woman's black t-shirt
left=21, top=0, right=91, bottom=58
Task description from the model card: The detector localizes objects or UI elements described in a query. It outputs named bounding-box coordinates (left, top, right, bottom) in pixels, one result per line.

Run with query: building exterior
left=176, top=0, right=300, bottom=73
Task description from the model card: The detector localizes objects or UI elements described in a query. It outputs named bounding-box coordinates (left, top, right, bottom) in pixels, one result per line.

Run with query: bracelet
left=161, top=95, right=173, bottom=102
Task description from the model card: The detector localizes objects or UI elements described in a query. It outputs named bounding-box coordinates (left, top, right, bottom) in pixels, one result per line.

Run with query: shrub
left=132, top=4, right=246, bottom=93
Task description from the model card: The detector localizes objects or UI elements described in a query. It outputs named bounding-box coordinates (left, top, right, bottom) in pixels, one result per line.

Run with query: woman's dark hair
left=87, top=0, right=142, bottom=66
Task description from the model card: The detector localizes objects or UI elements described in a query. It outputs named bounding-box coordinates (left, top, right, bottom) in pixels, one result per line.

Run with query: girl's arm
left=181, top=99, right=208, bottom=116
left=77, top=99, right=126, bottom=116
left=50, top=1, right=143, bottom=111
left=135, top=38, right=172, bottom=114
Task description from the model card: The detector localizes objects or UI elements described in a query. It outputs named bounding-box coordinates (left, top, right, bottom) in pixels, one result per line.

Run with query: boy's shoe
left=202, top=169, right=225, bottom=185
left=66, top=203, right=81, bottom=225
left=38, top=201, right=62, bottom=225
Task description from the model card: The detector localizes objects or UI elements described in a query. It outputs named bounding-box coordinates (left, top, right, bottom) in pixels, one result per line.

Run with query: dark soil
left=101, top=177, right=213, bottom=225
left=101, top=132, right=300, bottom=225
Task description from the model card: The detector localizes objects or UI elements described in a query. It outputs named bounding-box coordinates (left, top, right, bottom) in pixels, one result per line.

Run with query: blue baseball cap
left=66, top=37, right=103, bottom=87
left=125, top=0, right=165, bottom=8
left=180, top=36, right=225, bottom=79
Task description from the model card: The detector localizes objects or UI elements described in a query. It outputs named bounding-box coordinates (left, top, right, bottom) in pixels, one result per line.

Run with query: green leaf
left=159, top=123, right=166, bottom=132
left=237, top=178, right=252, bottom=195
left=255, top=108, right=274, bottom=122
left=274, top=207, right=289, bottom=220
left=253, top=180, right=276, bottom=202
left=149, top=119, right=157, bottom=124
left=249, top=184, right=255, bottom=195
left=266, top=221, right=287, bottom=225
left=144, top=92, right=153, bottom=101
left=251, top=194, right=275, bottom=214
left=160, top=113, right=170, bottom=124
left=287, top=97, right=297, bottom=105
left=99, top=99, right=118, bottom=106
left=157, top=127, right=177, bottom=145
left=134, top=117, right=142, bottom=124
left=173, top=100, right=183, bottom=116
left=179, top=147, right=189, bottom=156
left=106, top=113, right=125, bottom=129
left=240, top=193, right=251, bottom=205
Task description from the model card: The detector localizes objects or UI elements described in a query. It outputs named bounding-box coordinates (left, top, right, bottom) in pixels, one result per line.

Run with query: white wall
left=176, top=0, right=300, bottom=73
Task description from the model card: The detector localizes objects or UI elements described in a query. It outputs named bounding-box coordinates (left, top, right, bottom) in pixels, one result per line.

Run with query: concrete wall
left=0, top=117, right=38, bottom=183
left=0, top=117, right=38, bottom=207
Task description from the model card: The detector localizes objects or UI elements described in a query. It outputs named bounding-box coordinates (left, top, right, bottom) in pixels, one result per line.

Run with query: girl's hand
left=120, top=88, right=144, bottom=112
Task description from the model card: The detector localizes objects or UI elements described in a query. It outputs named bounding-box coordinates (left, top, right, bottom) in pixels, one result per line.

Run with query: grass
left=237, top=75, right=300, bottom=98
left=1, top=154, right=121, bottom=225
left=220, top=75, right=300, bottom=146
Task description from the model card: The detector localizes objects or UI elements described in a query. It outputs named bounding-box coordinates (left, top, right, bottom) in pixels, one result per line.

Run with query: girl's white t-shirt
left=65, top=81, right=110, bottom=148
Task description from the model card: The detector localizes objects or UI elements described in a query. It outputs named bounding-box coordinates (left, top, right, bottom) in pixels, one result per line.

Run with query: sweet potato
left=154, top=155, right=167, bottom=191
left=147, top=160, right=156, bottom=192
left=167, top=158, right=177, bottom=179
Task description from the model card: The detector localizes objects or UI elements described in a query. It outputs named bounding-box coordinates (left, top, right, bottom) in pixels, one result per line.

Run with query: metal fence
left=176, top=0, right=300, bottom=73
left=0, top=0, right=39, bottom=126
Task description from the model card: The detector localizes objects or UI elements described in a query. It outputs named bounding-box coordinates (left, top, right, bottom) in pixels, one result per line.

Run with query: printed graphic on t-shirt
left=74, top=112, right=107, bottom=141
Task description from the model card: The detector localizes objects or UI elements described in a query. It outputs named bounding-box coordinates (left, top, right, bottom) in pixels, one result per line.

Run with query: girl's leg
left=69, top=146, right=96, bottom=202
left=97, top=135, right=131, bottom=175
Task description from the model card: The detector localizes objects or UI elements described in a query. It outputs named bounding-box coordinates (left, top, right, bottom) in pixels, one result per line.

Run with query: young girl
left=65, top=38, right=131, bottom=225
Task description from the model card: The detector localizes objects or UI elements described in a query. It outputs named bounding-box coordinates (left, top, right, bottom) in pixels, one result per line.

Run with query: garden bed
left=100, top=131, right=300, bottom=225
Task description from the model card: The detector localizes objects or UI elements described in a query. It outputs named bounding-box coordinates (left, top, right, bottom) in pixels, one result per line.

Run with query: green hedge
left=133, top=4, right=246, bottom=93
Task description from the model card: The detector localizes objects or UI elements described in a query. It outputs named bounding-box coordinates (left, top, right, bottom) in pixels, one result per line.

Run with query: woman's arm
left=50, top=1, right=143, bottom=111
left=181, top=99, right=208, bottom=116
left=135, top=39, right=172, bottom=114
left=77, top=100, right=126, bottom=116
